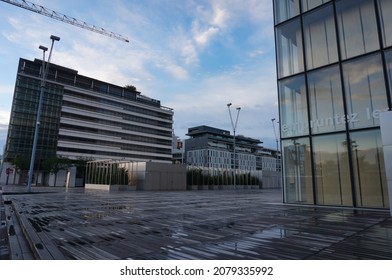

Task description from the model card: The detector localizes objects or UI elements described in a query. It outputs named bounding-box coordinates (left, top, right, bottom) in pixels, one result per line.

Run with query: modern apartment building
left=185, top=125, right=279, bottom=171
left=273, top=0, right=391, bottom=209
left=2, top=58, right=173, bottom=184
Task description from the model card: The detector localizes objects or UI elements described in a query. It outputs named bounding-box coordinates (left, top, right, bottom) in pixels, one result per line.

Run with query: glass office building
left=4, top=58, right=173, bottom=184
left=273, top=0, right=391, bottom=209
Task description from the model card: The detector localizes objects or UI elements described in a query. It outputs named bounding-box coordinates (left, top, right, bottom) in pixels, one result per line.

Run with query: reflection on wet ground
left=1, top=185, right=392, bottom=259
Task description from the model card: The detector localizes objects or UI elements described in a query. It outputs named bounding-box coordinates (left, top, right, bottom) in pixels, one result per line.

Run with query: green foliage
left=12, top=154, right=30, bottom=173
left=11, top=154, right=31, bottom=184
left=186, top=168, right=260, bottom=186
left=124, top=85, right=137, bottom=91
left=42, top=156, right=72, bottom=173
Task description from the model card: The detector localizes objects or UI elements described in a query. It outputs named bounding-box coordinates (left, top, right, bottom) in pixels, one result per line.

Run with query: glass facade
left=279, top=75, right=308, bottom=137
left=6, top=75, right=63, bottom=163
left=282, top=137, right=313, bottom=203
left=308, top=65, right=345, bottom=134
left=276, top=18, right=304, bottom=77
left=342, top=54, right=388, bottom=129
left=336, top=0, right=379, bottom=60
left=378, top=0, right=392, bottom=48
left=273, top=0, right=391, bottom=209
left=313, top=133, right=352, bottom=206
left=303, top=4, right=338, bottom=69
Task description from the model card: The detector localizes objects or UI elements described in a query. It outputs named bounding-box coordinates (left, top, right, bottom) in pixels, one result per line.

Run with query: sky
left=0, top=0, right=278, bottom=152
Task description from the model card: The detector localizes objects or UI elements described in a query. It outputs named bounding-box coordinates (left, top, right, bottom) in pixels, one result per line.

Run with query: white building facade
left=185, top=125, right=279, bottom=172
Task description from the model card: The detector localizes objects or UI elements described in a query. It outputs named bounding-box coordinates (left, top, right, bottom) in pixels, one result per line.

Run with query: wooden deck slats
left=1, top=187, right=392, bottom=259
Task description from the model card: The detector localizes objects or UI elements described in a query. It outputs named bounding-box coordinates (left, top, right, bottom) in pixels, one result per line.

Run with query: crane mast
left=1, top=0, right=129, bottom=43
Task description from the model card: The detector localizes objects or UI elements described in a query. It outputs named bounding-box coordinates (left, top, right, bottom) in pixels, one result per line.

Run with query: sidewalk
left=1, top=184, right=392, bottom=260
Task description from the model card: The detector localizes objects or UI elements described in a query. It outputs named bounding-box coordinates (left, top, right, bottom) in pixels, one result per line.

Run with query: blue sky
left=0, top=0, right=278, bottom=151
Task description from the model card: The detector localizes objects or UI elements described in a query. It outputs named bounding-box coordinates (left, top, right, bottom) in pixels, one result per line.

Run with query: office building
left=2, top=58, right=173, bottom=184
left=273, top=0, right=391, bottom=209
left=185, top=125, right=278, bottom=172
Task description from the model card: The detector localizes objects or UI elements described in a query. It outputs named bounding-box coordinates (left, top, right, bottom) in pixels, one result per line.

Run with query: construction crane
left=1, top=0, right=130, bottom=43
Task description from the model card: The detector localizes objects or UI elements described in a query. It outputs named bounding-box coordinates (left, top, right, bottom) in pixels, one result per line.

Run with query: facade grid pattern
left=273, top=0, right=391, bottom=209
left=185, top=125, right=279, bottom=172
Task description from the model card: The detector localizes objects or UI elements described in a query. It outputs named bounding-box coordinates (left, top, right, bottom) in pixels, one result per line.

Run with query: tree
left=12, top=155, right=30, bottom=185
left=124, top=85, right=137, bottom=91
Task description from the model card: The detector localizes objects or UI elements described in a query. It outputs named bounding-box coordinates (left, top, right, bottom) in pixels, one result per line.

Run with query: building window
left=279, top=75, right=308, bottom=137
left=313, top=133, right=352, bottom=206
left=276, top=18, right=304, bottom=78
left=383, top=49, right=392, bottom=101
left=350, top=130, right=388, bottom=208
left=308, top=65, right=345, bottom=134
left=274, top=0, right=300, bottom=24
left=303, top=3, right=338, bottom=70
left=282, top=137, right=313, bottom=204
left=342, top=53, right=388, bottom=129
left=302, top=0, right=330, bottom=12
left=377, top=0, right=392, bottom=47
left=336, top=0, right=379, bottom=60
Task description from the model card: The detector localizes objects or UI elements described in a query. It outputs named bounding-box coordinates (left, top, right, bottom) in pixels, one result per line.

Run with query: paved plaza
left=1, top=185, right=392, bottom=260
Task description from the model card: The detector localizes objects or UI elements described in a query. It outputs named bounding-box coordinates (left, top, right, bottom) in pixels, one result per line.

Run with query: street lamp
left=271, top=118, right=278, bottom=153
left=27, top=35, right=60, bottom=192
left=227, top=103, right=241, bottom=190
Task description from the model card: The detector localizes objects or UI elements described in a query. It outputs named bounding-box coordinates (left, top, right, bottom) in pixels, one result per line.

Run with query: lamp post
left=27, top=35, right=60, bottom=192
left=271, top=118, right=280, bottom=188
left=227, top=103, right=241, bottom=190
left=271, top=118, right=279, bottom=154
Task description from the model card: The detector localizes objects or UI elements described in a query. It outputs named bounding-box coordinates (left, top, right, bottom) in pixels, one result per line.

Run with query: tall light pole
left=227, top=103, right=241, bottom=190
left=271, top=118, right=279, bottom=155
left=271, top=118, right=280, bottom=188
left=27, top=35, right=60, bottom=192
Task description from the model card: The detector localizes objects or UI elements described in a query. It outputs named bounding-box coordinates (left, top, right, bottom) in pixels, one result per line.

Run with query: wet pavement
left=1, top=185, right=392, bottom=260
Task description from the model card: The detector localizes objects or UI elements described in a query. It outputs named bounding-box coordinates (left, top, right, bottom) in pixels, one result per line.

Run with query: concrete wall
left=85, top=184, right=137, bottom=191
left=86, top=161, right=187, bottom=191
left=0, top=162, right=17, bottom=185
left=48, top=167, right=76, bottom=187
left=143, top=162, right=187, bottom=191
left=262, top=170, right=282, bottom=189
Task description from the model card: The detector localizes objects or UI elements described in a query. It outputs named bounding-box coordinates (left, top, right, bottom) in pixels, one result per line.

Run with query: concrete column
left=380, top=111, right=392, bottom=216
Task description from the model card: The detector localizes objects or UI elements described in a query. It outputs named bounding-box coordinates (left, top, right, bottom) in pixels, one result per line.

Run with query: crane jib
left=1, top=0, right=130, bottom=43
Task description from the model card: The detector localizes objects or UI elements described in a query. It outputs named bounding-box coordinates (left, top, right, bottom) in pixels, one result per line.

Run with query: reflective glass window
left=274, top=0, right=300, bottom=24
left=282, top=137, right=313, bottom=204
left=342, top=54, right=388, bottom=129
left=350, top=130, right=388, bottom=208
left=313, top=134, right=352, bottom=206
left=336, top=0, right=379, bottom=60
left=384, top=49, right=392, bottom=101
left=303, top=4, right=338, bottom=70
left=279, top=75, right=308, bottom=137
left=276, top=18, right=304, bottom=78
left=308, top=65, right=345, bottom=134
left=302, top=0, right=330, bottom=11
left=377, top=0, right=392, bottom=47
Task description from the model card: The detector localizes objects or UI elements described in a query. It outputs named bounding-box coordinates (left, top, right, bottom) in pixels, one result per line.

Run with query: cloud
left=0, top=0, right=278, bottom=149
left=0, top=111, right=10, bottom=126
left=158, top=60, right=189, bottom=80
left=181, top=40, right=199, bottom=65
left=166, top=60, right=278, bottom=144
left=191, top=4, right=228, bottom=48
left=211, top=5, right=229, bottom=27
left=193, top=26, right=220, bottom=47
left=248, top=49, right=265, bottom=58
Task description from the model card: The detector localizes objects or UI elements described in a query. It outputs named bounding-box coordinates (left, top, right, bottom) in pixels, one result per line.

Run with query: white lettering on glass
left=282, top=107, right=389, bottom=135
